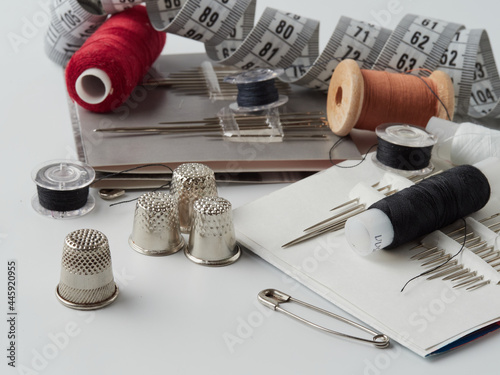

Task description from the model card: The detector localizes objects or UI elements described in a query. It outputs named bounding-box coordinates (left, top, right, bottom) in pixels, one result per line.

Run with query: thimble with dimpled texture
left=170, top=163, right=218, bottom=233
left=185, top=196, right=241, bottom=266
left=129, top=191, right=185, bottom=256
left=56, top=229, right=119, bottom=310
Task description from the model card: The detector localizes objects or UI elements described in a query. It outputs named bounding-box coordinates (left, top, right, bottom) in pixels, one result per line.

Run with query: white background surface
left=1, top=1, right=500, bottom=374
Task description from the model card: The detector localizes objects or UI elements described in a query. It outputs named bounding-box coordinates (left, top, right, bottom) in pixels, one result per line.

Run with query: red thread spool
left=327, top=59, right=455, bottom=136
left=65, top=6, right=166, bottom=113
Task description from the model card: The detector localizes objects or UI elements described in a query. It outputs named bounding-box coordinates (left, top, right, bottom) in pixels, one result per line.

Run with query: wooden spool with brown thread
left=326, top=59, right=455, bottom=136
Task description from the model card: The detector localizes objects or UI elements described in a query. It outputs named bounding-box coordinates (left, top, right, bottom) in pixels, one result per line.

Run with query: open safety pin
left=258, top=289, right=390, bottom=349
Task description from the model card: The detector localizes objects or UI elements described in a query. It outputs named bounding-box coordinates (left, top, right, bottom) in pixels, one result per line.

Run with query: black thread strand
left=376, top=137, right=433, bottom=171
left=236, top=79, right=279, bottom=107
left=370, top=165, right=490, bottom=249
left=37, top=185, right=89, bottom=211
left=328, top=136, right=378, bottom=168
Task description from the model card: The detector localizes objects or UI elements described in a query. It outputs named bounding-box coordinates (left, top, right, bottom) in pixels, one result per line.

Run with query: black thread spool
left=373, top=124, right=437, bottom=175
left=31, top=160, right=96, bottom=219
left=344, top=163, right=492, bottom=256
left=221, top=68, right=289, bottom=139
left=224, top=68, right=288, bottom=111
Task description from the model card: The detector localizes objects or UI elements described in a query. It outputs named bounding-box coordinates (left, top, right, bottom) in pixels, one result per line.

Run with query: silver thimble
left=170, top=163, right=218, bottom=233
left=185, top=196, right=241, bottom=266
left=56, top=229, right=119, bottom=310
left=129, top=191, right=185, bottom=256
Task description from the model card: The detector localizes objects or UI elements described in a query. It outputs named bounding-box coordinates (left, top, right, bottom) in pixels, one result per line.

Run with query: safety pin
left=258, top=289, right=390, bottom=349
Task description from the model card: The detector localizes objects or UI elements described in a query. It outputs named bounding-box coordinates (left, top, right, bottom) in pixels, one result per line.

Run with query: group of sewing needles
left=281, top=172, right=436, bottom=248
left=142, top=66, right=292, bottom=97
left=281, top=168, right=500, bottom=290
left=94, top=65, right=331, bottom=140
left=409, top=213, right=500, bottom=291
left=94, top=112, right=331, bottom=140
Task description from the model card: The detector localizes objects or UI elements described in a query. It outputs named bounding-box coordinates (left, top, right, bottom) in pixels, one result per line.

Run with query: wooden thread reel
left=326, top=59, right=455, bottom=136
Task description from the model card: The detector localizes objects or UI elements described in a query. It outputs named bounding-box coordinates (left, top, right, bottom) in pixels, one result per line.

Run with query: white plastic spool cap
left=75, top=68, right=112, bottom=104
left=345, top=208, right=395, bottom=256
left=426, top=116, right=459, bottom=161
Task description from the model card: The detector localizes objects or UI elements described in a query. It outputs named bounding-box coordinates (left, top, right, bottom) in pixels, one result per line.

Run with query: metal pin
left=464, top=236, right=482, bottom=246
left=420, top=251, right=446, bottom=264
left=442, top=268, right=468, bottom=280
left=449, top=231, right=474, bottom=242
left=327, top=183, right=386, bottom=213
left=489, top=260, right=500, bottom=268
left=207, top=134, right=329, bottom=141
left=258, top=289, right=390, bottom=349
left=476, top=248, right=495, bottom=258
left=413, top=248, right=441, bottom=260
left=329, top=198, right=359, bottom=212
left=384, top=189, right=398, bottom=196
left=471, top=245, right=493, bottom=255
left=304, top=204, right=365, bottom=232
left=443, top=213, right=500, bottom=237
left=409, top=243, right=428, bottom=251
left=282, top=220, right=347, bottom=248
left=411, top=170, right=443, bottom=184
left=448, top=235, right=480, bottom=246
left=95, top=120, right=328, bottom=133
left=376, top=184, right=392, bottom=192
left=426, top=264, right=462, bottom=280
left=467, top=241, right=488, bottom=251
left=410, top=244, right=438, bottom=258
left=466, top=280, right=490, bottom=291
left=485, top=255, right=500, bottom=264
left=454, top=275, right=484, bottom=289
left=452, top=271, right=477, bottom=282
left=422, top=254, right=451, bottom=267
left=424, top=260, right=459, bottom=275
left=445, top=212, right=500, bottom=237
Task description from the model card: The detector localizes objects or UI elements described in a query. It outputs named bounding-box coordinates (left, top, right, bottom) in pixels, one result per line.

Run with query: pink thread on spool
left=65, top=6, right=166, bottom=113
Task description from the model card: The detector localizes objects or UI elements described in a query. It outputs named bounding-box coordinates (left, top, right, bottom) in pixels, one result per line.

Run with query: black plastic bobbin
left=31, top=160, right=96, bottom=219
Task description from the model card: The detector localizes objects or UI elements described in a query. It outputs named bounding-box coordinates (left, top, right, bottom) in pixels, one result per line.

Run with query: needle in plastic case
left=484, top=254, right=500, bottom=263
left=466, top=280, right=490, bottom=291
left=426, top=262, right=460, bottom=280
left=454, top=275, right=484, bottom=289
left=442, top=268, right=468, bottom=280
left=452, top=271, right=477, bottom=282
left=422, top=254, right=451, bottom=267
left=471, top=245, right=493, bottom=255
left=413, top=248, right=440, bottom=260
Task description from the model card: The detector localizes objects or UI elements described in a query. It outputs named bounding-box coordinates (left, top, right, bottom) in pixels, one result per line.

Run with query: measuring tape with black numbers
left=44, top=0, right=500, bottom=122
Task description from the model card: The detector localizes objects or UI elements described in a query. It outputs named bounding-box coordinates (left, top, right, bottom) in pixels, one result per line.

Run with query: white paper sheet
left=234, top=155, right=500, bottom=357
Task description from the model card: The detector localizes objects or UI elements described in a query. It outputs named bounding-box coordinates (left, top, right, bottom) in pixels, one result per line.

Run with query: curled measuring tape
left=45, top=0, right=500, bottom=121
left=45, top=0, right=107, bottom=66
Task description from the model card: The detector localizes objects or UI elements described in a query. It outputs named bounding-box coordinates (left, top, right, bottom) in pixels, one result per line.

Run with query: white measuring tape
left=45, top=0, right=107, bottom=66
left=45, top=0, right=500, bottom=121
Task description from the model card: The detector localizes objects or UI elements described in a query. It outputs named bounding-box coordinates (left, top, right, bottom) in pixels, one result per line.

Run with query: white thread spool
left=427, top=117, right=500, bottom=165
